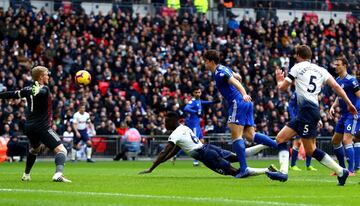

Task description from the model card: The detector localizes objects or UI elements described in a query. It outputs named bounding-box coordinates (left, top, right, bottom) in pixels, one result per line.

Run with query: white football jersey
left=73, top=112, right=90, bottom=130
left=168, top=124, right=203, bottom=154
left=285, top=61, right=331, bottom=106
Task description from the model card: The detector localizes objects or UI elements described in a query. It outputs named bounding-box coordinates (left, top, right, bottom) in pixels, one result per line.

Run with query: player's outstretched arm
left=228, top=76, right=251, bottom=102
left=162, top=145, right=181, bottom=163
left=139, top=142, right=176, bottom=174
left=327, top=77, right=358, bottom=115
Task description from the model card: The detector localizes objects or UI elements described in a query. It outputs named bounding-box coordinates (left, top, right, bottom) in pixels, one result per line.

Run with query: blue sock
left=345, top=144, right=354, bottom=172
left=312, top=148, right=326, bottom=161
left=291, top=147, right=298, bottom=167
left=333, top=144, right=346, bottom=168
left=253, top=133, right=277, bottom=149
left=354, top=143, right=360, bottom=170
left=306, top=155, right=312, bottom=167
left=232, top=138, right=247, bottom=173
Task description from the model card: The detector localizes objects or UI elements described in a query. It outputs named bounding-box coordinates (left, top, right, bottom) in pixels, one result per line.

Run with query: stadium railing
left=14, top=134, right=333, bottom=158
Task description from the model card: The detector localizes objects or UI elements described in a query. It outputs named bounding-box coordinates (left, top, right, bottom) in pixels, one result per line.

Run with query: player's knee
left=55, top=144, right=67, bottom=155
left=331, top=137, right=341, bottom=145
left=87, top=141, right=92, bottom=147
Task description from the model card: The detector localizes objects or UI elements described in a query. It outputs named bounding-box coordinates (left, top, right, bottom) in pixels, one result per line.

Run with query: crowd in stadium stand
left=0, top=5, right=359, bottom=142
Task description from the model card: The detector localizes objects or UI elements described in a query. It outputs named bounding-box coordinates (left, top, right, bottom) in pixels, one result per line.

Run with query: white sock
left=246, top=144, right=269, bottom=157
left=279, top=150, right=289, bottom=174
left=247, top=167, right=268, bottom=176
left=86, top=147, right=92, bottom=159
left=71, top=148, right=76, bottom=161
left=320, top=154, right=344, bottom=176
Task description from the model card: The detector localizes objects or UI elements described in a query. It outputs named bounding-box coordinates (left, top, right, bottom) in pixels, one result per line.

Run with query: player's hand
left=348, top=104, right=358, bottom=115
left=317, top=120, right=323, bottom=128
left=275, top=69, right=285, bottom=82
left=329, top=107, right=335, bottom=119
left=197, top=110, right=202, bottom=116
left=32, top=81, right=41, bottom=96
left=138, top=169, right=152, bottom=175
left=243, top=95, right=252, bottom=102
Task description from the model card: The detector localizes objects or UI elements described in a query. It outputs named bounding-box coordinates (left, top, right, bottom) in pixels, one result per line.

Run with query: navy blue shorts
left=192, top=144, right=233, bottom=175
left=73, top=129, right=89, bottom=145
left=287, top=102, right=320, bottom=138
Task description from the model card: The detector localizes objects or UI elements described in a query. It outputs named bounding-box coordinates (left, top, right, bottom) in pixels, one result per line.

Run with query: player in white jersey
left=266, top=45, right=357, bottom=186
left=71, top=104, right=95, bottom=163
left=139, top=112, right=277, bottom=176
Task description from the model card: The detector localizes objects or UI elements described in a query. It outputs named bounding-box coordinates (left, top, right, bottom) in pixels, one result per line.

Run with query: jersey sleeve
left=285, top=65, right=298, bottom=83
left=168, top=132, right=178, bottom=144
left=219, top=67, right=233, bottom=81
left=351, top=78, right=360, bottom=93
left=319, top=67, right=331, bottom=83
left=72, top=113, right=79, bottom=124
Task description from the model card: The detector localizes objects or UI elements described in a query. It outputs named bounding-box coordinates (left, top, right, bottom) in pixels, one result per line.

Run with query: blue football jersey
left=184, top=98, right=213, bottom=126
left=214, top=65, right=242, bottom=102
left=336, top=74, right=360, bottom=115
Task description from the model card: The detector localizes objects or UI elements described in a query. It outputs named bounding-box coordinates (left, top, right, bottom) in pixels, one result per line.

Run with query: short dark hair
left=295, top=45, right=312, bottom=60
left=191, top=86, right=201, bottom=93
left=203, top=50, right=220, bottom=64
left=165, top=112, right=179, bottom=130
left=336, top=56, right=349, bottom=67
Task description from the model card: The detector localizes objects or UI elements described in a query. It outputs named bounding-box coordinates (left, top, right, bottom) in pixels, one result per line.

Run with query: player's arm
left=275, top=69, right=291, bottom=91
left=233, top=72, right=242, bottom=82
left=162, top=145, right=181, bottom=162
left=228, top=76, right=251, bottom=102
left=139, top=142, right=176, bottom=174
left=329, top=97, right=339, bottom=119
left=326, top=77, right=358, bottom=115
left=184, top=103, right=197, bottom=114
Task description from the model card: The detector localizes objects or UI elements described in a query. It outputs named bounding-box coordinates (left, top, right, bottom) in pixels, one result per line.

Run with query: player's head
left=78, top=104, right=86, bottom=114
left=32, top=66, right=49, bottom=85
left=334, top=56, right=348, bottom=75
left=191, top=86, right=201, bottom=99
left=165, top=112, right=179, bottom=131
left=203, top=50, right=220, bottom=71
left=295, top=45, right=312, bottom=62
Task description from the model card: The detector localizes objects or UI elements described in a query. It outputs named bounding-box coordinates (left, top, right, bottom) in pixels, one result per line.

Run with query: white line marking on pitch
left=0, top=188, right=321, bottom=206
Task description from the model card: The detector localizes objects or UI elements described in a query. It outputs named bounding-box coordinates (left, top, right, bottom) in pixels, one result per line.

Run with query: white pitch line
left=0, top=188, right=321, bottom=206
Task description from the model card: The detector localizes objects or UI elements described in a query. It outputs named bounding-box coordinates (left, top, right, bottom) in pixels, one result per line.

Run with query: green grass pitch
left=0, top=160, right=358, bottom=206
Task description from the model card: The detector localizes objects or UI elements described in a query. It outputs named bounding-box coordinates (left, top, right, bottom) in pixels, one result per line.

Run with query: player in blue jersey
left=203, top=50, right=277, bottom=178
left=183, top=86, right=219, bottom=166
left=268, top=45, right=357, bottom=186
left=139, top=112, right=278, bottom=177
left=288, top=91, right=317, bottom=171
left=329, top=57, right=360, bottom=176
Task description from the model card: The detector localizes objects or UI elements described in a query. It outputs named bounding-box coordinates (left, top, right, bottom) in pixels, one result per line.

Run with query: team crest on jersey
left=341, top=84, right=344, bottom=88
left=352, top=81, right=357, bottom=86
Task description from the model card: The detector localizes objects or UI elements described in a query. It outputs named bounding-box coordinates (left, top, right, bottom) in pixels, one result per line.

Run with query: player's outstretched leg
left=253, top=133, right=278, bottom=149
left=52, top=145, right=71, bottom=183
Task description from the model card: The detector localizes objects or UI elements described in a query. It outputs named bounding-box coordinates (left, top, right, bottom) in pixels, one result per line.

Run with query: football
left=75, top=70, right=91, bottom=86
